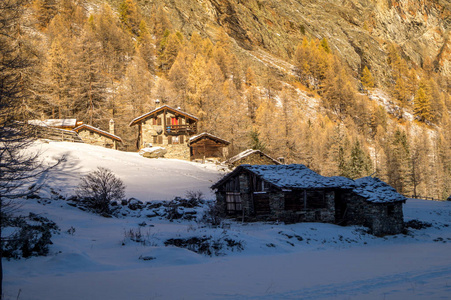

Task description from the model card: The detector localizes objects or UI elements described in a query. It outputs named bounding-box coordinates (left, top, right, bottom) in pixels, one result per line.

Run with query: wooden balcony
left=165, top=124, right=197, bottom=135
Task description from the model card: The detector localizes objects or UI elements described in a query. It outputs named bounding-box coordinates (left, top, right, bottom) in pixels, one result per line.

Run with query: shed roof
left=28, top=119, right=78, bottom=128
left=188, top=132, right=230, bottom=146
left=226, top=149, right=281, bottom=165
left=72, top=124, right=123, bottom=143
left=129, top=105, right=198, bottom=126
left=353, top=176, right=407, bottom=203
left=212, top=164, right=355, bottom=190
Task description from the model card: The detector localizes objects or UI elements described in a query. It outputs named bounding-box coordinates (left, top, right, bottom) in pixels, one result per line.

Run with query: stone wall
left=77, top=130, right=115, bottom=148
left=274, top=190, right=335, bottom=223
left=344, top=192, right=404, bottom=236
left=164, top=144, right=190, bottom=160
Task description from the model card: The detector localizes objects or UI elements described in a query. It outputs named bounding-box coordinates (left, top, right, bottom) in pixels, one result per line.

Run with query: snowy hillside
left=3, top=142, right=451, bottom=300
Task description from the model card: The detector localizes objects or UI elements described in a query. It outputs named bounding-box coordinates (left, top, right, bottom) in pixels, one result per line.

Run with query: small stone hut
left=226, top=149, right=281, bottom=169
left=211, top=164, right=406, bottom=236
left=188, top=132, right=230, bottom=162
left=72, top=123, right=123, bottom=149
left=129, top=105, right=198, bottom=160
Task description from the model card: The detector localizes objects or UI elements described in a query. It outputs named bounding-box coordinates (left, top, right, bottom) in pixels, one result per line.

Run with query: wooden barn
left=226, top=149, right=281, bottom=169
left=72, top=121, right=122, bottom=149
left=188, top=132, right=230, bottom=162
left=211, top=164, right=406, bottom=236
left=129, top=105, right=198, bottom=159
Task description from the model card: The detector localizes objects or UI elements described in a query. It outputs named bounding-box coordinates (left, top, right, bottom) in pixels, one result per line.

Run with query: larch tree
left=361, top=65, right=375, bottom=90
left=0, top=0, right=64, bottom=296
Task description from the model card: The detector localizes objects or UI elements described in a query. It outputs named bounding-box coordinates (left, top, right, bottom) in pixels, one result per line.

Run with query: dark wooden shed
left=188, top=132, right=230, bottom=162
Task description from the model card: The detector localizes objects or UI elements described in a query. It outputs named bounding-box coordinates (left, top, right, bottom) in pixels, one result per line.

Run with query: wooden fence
left=408, top=195, right=445, bottom=201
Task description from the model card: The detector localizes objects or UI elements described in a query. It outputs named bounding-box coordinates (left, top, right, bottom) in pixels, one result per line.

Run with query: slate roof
left=353, top=176, right=407, bottom=203
left=212, top=164, right=355, bottom=190
left=28, top=119, right=78, bottom=128
left=129, top=105, right=198, bottom=126
left=226, top=149, right=281, bottom=165
left=188, top=132, right=230, bottom=146
left=212, top=165, right=406, bottom=203
left=72, top=124, right=123, bottom=142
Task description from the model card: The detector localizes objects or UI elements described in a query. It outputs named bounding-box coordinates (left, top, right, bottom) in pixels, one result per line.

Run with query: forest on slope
left=11, top=0, right=451, bottom=199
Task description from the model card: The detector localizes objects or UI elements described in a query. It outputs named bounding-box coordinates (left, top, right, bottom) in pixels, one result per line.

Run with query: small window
left=153, top=136, right=158, bottom=144
left=168, top=136, right=172, bottom=144
left=226, top=192, right=242, bottom=213
left=152, top=118, right=157, bottom=125
left=157, top=118, right=162, bottom=125
left=180, top=135, right=184, bottom=144
left=158, top=136, right=163, bottom=144
left=166, top=117, right=171, bottom=125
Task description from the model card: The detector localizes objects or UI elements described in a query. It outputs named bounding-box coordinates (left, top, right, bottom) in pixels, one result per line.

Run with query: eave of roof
left=129, top=105, right=198, bottom=126
left=188, top=132, right=230, bottom=146
left=72, top=124, right=123, bottom=142
left=212, top=164, right=355, bottom=190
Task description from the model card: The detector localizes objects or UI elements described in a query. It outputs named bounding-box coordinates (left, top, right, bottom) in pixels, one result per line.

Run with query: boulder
left=139, top=147, right=167, bottom=158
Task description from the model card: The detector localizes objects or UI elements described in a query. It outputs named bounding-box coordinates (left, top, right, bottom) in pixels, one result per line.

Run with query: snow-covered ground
left=3, top=142, right=451, bottom=300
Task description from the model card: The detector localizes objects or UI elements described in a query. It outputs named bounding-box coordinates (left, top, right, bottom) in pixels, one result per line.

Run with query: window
left=168, top=136, right=172, bottom=144
left=158, top=136, right=163, bottom=144
left=226, top=192, right=242, bottom=212
left=306, top=191, right=326, bottom=209
left=180, top=135, right=184, bottom=144
left=157, top=118, right=162, bottom=125
left=152, top=118, right=157, bottom=125
left=285, top=191, right=305, bottom=211
left=255, top=179, right=270, bottom=192
left=153, top=136, right=158, bottom=144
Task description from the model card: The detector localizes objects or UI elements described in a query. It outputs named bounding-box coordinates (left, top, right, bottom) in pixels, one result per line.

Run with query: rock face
left=139, top=147, right=168, bottom=158
left=148, top=0, right=451, bottom=79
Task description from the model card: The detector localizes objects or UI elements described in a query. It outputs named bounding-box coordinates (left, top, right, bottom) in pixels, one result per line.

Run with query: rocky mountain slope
left=141, top=0, right=450, bottom=81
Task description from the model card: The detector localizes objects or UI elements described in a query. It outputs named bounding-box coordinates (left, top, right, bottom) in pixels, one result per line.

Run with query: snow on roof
left=353, top=177, right=407, bottom=203
left=213, top=164, right=355, bottom=190
left=188, top=132, right=230, bottom=145
left=28, top=119, right=77, bottom=127
left=72, top=124, right=123, bottom=142
left=129, top=105, right=198, bottom=126
left=226, top=149, right=281, bottom=165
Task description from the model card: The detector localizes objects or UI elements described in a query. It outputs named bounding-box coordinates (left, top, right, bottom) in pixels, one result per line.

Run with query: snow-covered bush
left=76, top=167, right=126, bottom=214
left=2, top=213, right=60, bottom=259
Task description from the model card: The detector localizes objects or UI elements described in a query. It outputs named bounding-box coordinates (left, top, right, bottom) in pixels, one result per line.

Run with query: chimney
left=109, top=119, right=115, bottom=135
left=155, top=99, right=161, bottom=108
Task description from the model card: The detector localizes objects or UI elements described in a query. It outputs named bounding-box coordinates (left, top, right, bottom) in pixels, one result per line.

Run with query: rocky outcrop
left=147, top=0, right=451, bottom=79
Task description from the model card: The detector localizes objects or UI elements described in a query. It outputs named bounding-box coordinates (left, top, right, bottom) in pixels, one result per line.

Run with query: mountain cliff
left=143, top=0, right=451, bottom=81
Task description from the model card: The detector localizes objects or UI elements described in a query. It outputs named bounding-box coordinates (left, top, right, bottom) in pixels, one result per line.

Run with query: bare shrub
left=201, top=202, right=223, bottom=227
left=76, top=167, right=125, bottom=214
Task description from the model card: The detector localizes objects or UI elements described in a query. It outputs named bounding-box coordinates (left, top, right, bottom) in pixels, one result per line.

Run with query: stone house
left=72, top=121, right=123, bottom=149
left=129, top=105, right=198, bottom=159
left=188, top=132, right=230, bottom=162
left=225, top=149, right=282, bottom=169
left=211, top=164, right=406, bottom=236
